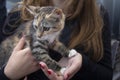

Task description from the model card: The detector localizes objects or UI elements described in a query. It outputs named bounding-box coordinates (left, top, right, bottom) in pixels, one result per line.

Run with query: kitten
left=0, top=6, right=77, bottom=75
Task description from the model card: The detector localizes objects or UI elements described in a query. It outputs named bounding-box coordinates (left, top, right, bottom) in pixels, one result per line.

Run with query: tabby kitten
left=0, top=6, right=77, bottom=75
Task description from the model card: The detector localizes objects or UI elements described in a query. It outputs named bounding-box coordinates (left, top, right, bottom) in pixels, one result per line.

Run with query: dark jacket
left=0, top=4, right=113, bottom=80
left=0, top=0, right=7, bottom=42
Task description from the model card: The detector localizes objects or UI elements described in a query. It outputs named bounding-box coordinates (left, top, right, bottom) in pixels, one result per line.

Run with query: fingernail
left=39, top=63, right=44, bottom=69
left=21, top=34, right=25, bottom=39
left=65, top=74, right=69, bottom=80
left=47, top=70, right=52, bottom=75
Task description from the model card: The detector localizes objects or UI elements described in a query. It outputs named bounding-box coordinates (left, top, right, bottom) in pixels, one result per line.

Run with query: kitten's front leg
left=49, top=40, right=78, bottom=74
left=31, top=40, right=63, bottom=75
left=50, top=40, right=69, bottom=57
left=51, top=40, right=77, bottom=58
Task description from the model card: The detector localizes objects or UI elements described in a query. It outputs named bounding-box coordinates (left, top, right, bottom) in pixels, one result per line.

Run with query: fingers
left=64, top=63, right=79, bottom=79
left=39, top=62, right=49, bottom=76
left=14, top=36, right=25, bottom=51
left=39, top=62, right=53, bottom=79
left=39, top=62, right=63, bottom=80
left=46, top=69, right=56, bottom=80
left=24, top=77, right=27, bottom=80
left=64, top=53, right=82, bottom=79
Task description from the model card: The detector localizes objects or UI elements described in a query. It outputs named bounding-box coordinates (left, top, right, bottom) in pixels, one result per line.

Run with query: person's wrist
left=4, top=66, right=14, bottom=80
left=4, top=66, right=19, bottom=80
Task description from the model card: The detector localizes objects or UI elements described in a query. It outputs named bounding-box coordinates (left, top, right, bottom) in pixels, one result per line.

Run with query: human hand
left=63, top=52, right=82, bottom=80
left=39, top=62, right=64, bottom=80
left=39, top=52, right=82, bottom=80
left=4, top=36, right=40, bottom=80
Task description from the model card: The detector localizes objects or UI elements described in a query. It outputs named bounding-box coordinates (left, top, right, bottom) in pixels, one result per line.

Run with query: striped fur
left=0, top=6, right=70, bottom=75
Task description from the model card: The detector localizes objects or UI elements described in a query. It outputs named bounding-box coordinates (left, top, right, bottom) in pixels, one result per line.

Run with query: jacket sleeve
left=0, top=1, right=9, bottom=80
left=71, top=5, right=113, bottom=80
left=0, top=10, right=21, bottom=43
left=0, top=2, right=22, bottom=43
left=0, top=66, right=9, bottom=80
left=0, top=0, right=7, bottom=43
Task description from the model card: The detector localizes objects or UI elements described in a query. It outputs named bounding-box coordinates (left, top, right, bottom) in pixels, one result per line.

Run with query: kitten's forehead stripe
left=40, top=7, right=55, bottom=14
left=35, top=7, right=56, bottom=24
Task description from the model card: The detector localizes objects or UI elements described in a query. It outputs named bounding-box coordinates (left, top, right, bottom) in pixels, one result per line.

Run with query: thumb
left=18, top=47, right=31, bottom=55
left=14, top=36, right=26, bottom=51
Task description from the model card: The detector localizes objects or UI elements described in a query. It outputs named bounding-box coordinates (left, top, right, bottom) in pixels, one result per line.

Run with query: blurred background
left=6, top=0, right=20, bottom=12
left=97, top=0, right=120, bottom=40
left=7, top=0, right=120, bottom=40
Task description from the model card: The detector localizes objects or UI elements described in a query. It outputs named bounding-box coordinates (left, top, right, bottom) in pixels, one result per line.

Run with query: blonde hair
left=19, top=0, right=103, bottom=61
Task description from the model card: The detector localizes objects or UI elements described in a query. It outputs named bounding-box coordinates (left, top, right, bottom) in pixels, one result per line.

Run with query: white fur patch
left=60, top=67, right=66, bottom=74
left=69, top=49, right=77, bottom=58
left=40, top=32, right=60, bottom=43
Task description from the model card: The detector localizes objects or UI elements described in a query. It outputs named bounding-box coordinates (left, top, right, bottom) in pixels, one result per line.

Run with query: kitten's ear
left=26, top=6, right=37, bottom=16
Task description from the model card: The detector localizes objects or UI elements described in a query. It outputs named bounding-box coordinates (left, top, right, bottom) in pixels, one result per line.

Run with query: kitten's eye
left=34, top=25, right=38, bottom=30
left=52, top=26, right=56, bottom=29
left=55, top=18, right=59, bottom=22
left=43, top=27, right=50, bottom=31
left=50, top=17, right=56, bottom=21
left=51, top=17, right=59, bottom=22
left=43, top=22, right=46, bottom=27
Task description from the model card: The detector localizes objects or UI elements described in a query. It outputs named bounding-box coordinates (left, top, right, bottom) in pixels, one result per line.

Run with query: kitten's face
left=27, top=6, right=65, bottom=37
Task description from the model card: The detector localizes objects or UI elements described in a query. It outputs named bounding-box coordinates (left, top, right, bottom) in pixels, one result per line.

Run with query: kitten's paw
left=60, top=67, right=66, bottom=74
left=56, top=68, right=66, bottom=76
left=69, top=49, right=77, bottom=58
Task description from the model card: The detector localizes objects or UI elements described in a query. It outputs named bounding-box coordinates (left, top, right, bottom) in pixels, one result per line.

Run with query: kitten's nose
left=54, top=9, right=62, bottom=15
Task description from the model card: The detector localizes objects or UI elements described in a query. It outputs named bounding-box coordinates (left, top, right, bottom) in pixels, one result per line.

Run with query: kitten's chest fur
left=40, top=31, right=60, bottom=43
